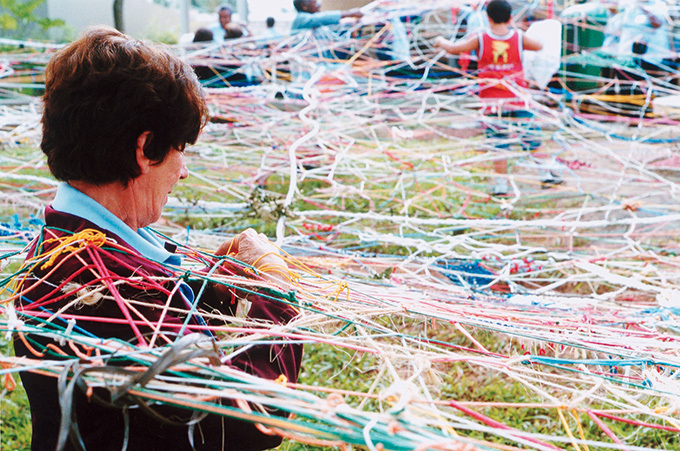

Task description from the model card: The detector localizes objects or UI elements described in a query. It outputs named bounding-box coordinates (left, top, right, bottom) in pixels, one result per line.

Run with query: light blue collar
left=52, top=182, right=181, bottom=266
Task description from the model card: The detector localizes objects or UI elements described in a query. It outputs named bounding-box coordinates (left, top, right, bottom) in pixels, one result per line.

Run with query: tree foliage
left=0, top=0, right=64, bottom=40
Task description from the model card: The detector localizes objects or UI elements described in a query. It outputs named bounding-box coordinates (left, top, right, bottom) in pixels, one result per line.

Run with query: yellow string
left=557, top=407, right=582, bottom=451
left=331, top=281, right=349, bottom=302
left=655, top=405, right=680, bottom=430
left=571, top=409, right=590, bottom=451
left=347, top=23, right=391, bottom=66
left=0, top=229, right=108, bottom=302
left=577, top=93, right=649, bottom=106
left=40, top=229, right=107, bottom=270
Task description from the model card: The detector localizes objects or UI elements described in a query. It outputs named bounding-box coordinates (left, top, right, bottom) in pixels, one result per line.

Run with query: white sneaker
left=492, top=180, right=509, bottom=196
left=540, top=171, right=563, bottom=186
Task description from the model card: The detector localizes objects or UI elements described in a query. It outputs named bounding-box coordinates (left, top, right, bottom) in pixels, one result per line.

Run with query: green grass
left=0, top=337, right=31, bottom=451
left=3, top=320, right=680, bottom=449
left=2, top=131, right=680, bottom=449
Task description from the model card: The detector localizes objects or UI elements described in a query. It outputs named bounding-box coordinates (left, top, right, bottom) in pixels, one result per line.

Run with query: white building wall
left=46, top=0, right=182, bottom=40
left=43, top=0, right=346, bottom=42
left=248, top=0, right=295, bottom=24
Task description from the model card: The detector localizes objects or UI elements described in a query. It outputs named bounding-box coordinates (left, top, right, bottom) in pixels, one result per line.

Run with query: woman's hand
left=215, top=228, right=290, bottom=291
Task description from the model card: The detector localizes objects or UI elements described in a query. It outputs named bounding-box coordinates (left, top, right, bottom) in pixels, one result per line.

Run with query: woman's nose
left=180, top=157, right=189, bottom=180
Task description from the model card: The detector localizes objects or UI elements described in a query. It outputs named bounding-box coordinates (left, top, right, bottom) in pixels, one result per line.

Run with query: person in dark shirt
left=14, top=25, right=302, bottom=451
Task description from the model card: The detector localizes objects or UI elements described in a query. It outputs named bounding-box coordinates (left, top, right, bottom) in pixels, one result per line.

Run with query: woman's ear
left=135, top=131, right=153, bottom=174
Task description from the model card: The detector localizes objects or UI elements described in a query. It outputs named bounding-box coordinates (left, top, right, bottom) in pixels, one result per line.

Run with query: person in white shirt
left=209, top=4, right=251, bottom=43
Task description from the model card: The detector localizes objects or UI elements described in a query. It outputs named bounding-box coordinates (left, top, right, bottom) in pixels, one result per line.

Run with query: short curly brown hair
left=41, top=26, right=208, bottom=185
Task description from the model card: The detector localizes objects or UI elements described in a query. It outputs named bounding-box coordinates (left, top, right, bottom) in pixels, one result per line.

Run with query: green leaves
left=0, top=13, right=17, bottom=31
left=0, top=0, right=64, bottom=39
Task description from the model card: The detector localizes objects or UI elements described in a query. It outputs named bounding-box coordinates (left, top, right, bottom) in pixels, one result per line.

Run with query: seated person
left=224, top=22, right=244, bottom=40
left=192, top=24, right=255, bottom=87
left=290, top=0, right=362, bottom=33
left=602, top=0, right=672, bottom=87
left=193, top=27, right=214, bottom=43
left=13, top=26, right=302, bottom=451
left=210, top=4, right=251, bottom=43
left=263, top=16, right=282, bottom=40
left=192, top=28, right=220, bottom=84
left=290, top=0, right=363, bottom=69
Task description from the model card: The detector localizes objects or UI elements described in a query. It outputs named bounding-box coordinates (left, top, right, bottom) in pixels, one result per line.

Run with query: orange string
left=1, top=363, right=16, bottom=392
left=17, top=331, right=44, bottom=357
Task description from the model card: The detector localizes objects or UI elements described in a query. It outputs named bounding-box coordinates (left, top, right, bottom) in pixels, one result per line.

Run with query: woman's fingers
left=215, top=229, right=287, bottom=272
left=215, top=235, right=237, bottom=256
left=237, top=230, right=289, bottom=289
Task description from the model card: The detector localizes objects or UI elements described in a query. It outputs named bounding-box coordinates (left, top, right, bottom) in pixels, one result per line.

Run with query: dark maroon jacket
left=14, top=207, right=302, bottom=451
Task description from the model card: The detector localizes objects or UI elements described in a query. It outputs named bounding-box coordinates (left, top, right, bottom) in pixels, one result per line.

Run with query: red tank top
left=477, top=29, right=526, bottom=99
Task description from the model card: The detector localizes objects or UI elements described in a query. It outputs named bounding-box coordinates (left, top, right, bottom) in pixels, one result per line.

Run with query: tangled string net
left=2, top=1, right=680, bottom=449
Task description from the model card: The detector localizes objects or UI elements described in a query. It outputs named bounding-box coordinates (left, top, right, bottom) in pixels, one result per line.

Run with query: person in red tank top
left=434, top=0, right=562, bottom=195
left=476, top=24, right=526, bottom=100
